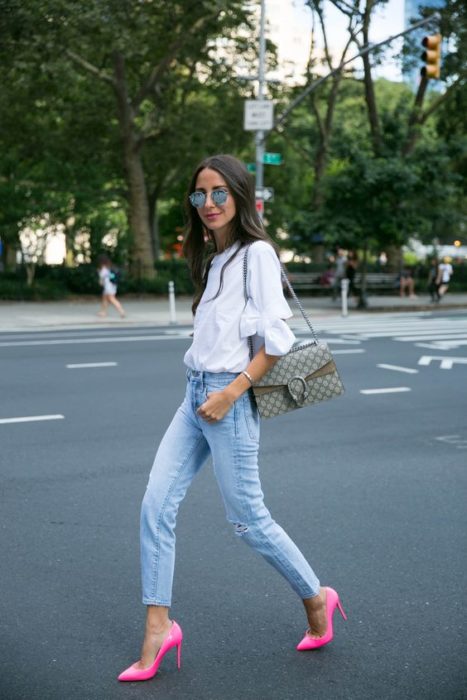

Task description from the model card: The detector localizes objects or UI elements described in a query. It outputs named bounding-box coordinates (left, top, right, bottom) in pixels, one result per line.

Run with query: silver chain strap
left=242, top=244, right=319, bottom=355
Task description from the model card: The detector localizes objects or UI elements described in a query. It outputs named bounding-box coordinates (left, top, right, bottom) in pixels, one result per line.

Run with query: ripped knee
left=234, top=523, right=249, bottom=536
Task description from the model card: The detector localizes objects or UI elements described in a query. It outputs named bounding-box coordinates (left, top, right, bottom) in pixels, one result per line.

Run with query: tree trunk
left=385, top=244, right=403, bottom=272
left=148, top=189, right=161, bottom=261
left=310, top=76, right=343, bottom=262
left=124, top=143, right=155, bottom=278
left=402, top=75, right=428, bottom=158
left=357, top=243, right=369, bottom=309
left=113, top=52, right=155, bottom=279
left=361, top=2, right=382, bottom=157
left=25, top=262, right=35, bottom=287
left=4, top=241, right=18, bottom=271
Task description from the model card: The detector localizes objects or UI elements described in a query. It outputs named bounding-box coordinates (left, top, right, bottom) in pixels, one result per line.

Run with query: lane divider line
left=0, top=414, right=65, bottom=425
left=360, top=387, right=411, bottom=395
left=0, top=334, right=189, bottom=348
left=377, top=364, right=419, bottom=374
left=66, top=362, right=118, bottom=369
left=332, top=349, right=366, bottom=354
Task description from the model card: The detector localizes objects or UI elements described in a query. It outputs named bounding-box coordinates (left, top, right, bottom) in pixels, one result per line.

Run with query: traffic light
left=420, top=34, right=442, bottom=79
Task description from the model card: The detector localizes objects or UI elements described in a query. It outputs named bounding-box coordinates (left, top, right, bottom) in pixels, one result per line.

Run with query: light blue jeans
left=140, top=369, right=320, bottom=606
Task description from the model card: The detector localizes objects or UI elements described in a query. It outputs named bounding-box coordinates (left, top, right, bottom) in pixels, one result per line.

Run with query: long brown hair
left=182, top=154, right=277, bottom=314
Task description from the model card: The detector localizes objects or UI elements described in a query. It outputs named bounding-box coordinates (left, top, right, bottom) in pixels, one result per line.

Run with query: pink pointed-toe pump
left=118, top=620, right=183, bottom=682
left=297, top=587, right=347, bottom=651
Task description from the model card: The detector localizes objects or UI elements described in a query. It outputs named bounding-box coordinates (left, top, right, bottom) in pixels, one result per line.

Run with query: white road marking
left=0, top=334, right=189, bottom=348
left=66, top=362, right=118, bottom=369
left=435, top=435, right=467, bottom=449
left=395, top=333, right=467, bottom=341
left=360, top=387, right=411, bottom=395
left=313, top=338, right=362, bottom=345
left=415, top=340, right=467, bottom=350
left=331, top=349, right=366, bottom=354
left=291, top=316, right=467, bottom=343
left=0, top=414, right=65, bottom=425
left=377, top=364, right=419, bottom=374
left=418, top=355, right=467, bottom=369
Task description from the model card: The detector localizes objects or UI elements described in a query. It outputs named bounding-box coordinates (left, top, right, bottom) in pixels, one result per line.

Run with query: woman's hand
left=197, top=390, right=234, bottom=423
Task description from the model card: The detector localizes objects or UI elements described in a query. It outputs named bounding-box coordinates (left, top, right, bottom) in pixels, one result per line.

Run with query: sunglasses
left=189, top=189, right=229, bottom=208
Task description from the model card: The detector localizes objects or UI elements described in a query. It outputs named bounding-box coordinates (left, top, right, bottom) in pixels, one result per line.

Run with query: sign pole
left=255, top=0, right=266, bottom=217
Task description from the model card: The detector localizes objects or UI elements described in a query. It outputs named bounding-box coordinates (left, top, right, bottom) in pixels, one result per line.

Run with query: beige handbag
left=243, top=245, right=345, bottom=418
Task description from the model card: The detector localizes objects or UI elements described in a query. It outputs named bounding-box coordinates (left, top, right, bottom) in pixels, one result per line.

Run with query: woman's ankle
left=145, top=606, right=171, bottom=635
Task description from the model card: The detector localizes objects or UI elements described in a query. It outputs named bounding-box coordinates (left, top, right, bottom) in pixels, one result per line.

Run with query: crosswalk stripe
left=0, top=414, right=65, bottom=425
left=377, top=364, right=419, bottom=374
left=395, top=333, right=467, bottom=341
left=360, top=387, right=411, bottom=395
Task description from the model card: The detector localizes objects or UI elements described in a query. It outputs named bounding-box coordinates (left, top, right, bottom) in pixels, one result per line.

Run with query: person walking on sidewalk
left=118, top=154, right=346, bottom=684
left=96, top=255, right=126, bottom=319
left=428, top=258, right=440, bottom=302
left=345, top=251, right=358, bottom=299
left=436, top=257, right=454, bottom=300
left=332, top=248, right=347, bottom=300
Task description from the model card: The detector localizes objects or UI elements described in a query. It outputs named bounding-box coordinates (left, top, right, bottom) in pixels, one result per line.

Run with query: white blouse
left=184, top=240, right=296, bottom=373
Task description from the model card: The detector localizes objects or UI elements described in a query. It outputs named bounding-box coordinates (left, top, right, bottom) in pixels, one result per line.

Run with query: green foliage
left=0, top=0, right=256, bottom=267
left=0, top=258, right=194, bottom=299
left=0, top=0, right=464, bottom=278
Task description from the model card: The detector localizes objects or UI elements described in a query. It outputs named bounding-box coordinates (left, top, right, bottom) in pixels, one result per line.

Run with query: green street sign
left=263, top=152, right=282, bottom=165
left=246, top=163, right=256, bottom=173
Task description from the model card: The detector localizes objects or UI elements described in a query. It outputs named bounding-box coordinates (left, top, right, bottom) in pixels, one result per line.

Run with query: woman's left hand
left=197, top=390, right=233, bottom=423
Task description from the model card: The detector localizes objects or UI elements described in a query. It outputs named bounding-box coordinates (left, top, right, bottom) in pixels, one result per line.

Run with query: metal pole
left=168, top=280, right=177, bottom=325
left=255, top=0, right=266, bottom=216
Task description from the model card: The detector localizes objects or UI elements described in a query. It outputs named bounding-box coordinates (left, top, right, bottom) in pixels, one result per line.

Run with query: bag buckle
left=287, top=376, right=309, bottom=405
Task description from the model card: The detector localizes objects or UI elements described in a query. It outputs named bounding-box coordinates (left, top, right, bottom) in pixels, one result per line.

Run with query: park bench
left=286, top=271, right=400, bottom=293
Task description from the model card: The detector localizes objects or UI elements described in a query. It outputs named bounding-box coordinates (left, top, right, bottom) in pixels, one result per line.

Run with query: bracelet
left=241, top=370, right=254, bottom=386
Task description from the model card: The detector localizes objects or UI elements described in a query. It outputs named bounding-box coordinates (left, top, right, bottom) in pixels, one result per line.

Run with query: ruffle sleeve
left=239, top=241, right=296, bottom=356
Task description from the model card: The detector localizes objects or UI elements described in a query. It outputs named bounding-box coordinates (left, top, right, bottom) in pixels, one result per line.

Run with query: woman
left=97, top=254, right=126, bottom=319
left=118, top=155, right=346, bottom=683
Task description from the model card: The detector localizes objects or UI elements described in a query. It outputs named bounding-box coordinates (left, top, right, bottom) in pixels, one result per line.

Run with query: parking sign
left=244, top=100, right=274, bottom=131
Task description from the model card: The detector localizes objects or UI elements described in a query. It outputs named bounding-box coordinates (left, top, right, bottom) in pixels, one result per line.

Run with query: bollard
left=340, top=278, right=349, bottom=317
left=168, top=280, right=177, bottom=325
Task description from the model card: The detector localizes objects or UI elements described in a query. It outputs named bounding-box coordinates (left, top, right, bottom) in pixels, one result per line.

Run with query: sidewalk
left=0, top=293, right=466, bottom=332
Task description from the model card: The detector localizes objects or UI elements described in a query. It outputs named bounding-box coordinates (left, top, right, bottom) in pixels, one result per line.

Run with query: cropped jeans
left=140, top=369, right=320, bottom=606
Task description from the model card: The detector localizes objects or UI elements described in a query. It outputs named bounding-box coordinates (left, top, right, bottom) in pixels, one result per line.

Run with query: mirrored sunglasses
left=189, top=189, right=229, bottom=208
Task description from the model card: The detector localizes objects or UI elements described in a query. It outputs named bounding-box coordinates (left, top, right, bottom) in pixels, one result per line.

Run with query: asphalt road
left=1, top=312, right=466, bottom=700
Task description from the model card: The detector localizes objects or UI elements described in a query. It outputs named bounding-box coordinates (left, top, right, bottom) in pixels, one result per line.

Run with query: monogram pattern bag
left=243, top=244, right=345, bottom=418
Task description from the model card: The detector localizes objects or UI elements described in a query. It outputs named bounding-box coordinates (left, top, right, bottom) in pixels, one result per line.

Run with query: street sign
left=246, top=163, right=256, bottom=173
left=255, top=199, right=264, bottom=215
left=263, top=152, right=282, bottom=165
left=244, top=100, right=274, bottom=131
left=255, top=187, right=274, bottom=202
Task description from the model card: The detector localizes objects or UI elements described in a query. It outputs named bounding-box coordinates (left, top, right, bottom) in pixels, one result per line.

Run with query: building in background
left=264, top=0, right=311, bottom=86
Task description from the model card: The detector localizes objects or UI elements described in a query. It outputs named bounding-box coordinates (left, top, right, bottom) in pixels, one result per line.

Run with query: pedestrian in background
left=320, top=261, right=335, bottom=288
left=345, top=251, right=358, bottom=299
left=332, top=248, right=347, bottom=300
left=118, top=154, right=346, bottom=684
left=96, top=254, right=126, bottom=318
left=436, top=257, right=454, bottom=300
left=427, top=258, right=440, bottom=302
left=399, top=266, right=417, bottom=298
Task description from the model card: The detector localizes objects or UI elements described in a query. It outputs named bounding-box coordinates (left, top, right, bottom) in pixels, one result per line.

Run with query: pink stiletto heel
left=118, top=620, right=183, bottom=682
left=177, top=639, right=182, bottom=670
left=297, top=587, right=347, bottom=651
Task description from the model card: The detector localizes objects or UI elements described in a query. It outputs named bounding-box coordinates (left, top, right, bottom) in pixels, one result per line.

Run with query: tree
left=264, top=0, right=465, bottom=305
left=60, top=1, right=255, bottom=277
left=0, top=0, right=257, bottom=277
